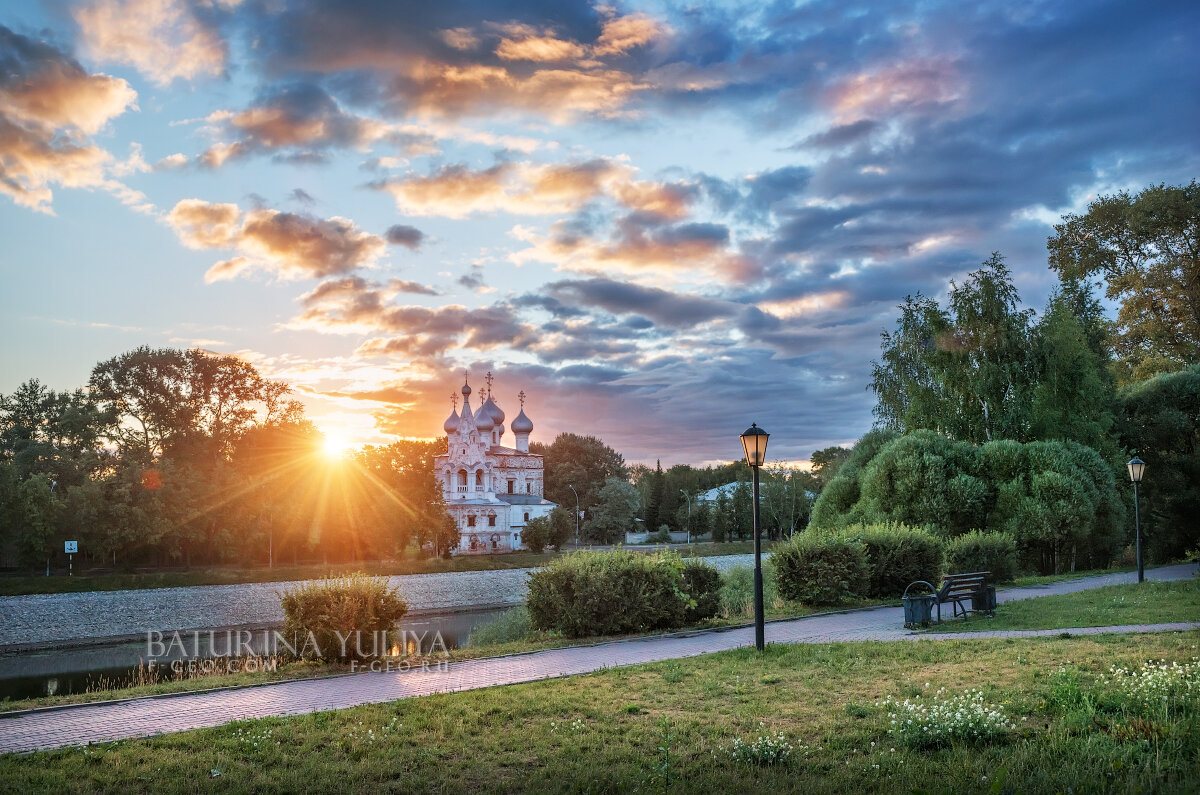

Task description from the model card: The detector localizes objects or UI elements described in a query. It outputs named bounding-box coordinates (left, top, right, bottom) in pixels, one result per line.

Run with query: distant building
left=435, top=373, right=555, bottom=554
left=695, top=482, right=748, bottom=505
left=696, top=481, right=817, bottom=504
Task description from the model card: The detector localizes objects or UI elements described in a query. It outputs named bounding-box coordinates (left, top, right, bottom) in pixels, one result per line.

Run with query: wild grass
left=1, top=632, right=1197, bottom=792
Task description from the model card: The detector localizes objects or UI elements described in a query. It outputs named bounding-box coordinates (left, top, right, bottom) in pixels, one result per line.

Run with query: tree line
left=851, top=180, right=1200, bottom=569
left=0, top=347, right=455, bottom=571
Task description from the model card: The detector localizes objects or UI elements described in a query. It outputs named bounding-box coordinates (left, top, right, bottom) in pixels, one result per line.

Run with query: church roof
left=495, top=494, right=556, bottom=506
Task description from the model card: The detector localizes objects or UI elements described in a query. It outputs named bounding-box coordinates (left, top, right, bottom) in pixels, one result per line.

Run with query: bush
left=523, top=515, right=550, bottom=553
left=278, top=574, right=408, bottom=661
left=841, top=523, right=943, bottom=598
left=682, top=560, right=721, bottom=622
left=526, top=549, right=689, bottom=637
left=718, top=564, right=781, bottom=618
left=944, top=530, right=1019, bottom=583
left=469, top=607, right=536, bottom=646
left=647, top=526, right=672, bottom=544
left=772, top=533, right=868, bottom=605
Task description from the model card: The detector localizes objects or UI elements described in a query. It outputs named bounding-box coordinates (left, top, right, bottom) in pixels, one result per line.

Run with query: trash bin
left=972, top=585, right=996, bottom=616
left=903, top=593, right=935, bottom=629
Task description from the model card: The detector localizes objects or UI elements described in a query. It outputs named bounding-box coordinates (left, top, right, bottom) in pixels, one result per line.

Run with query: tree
left=522, top=515, right=550, bottom=553
left=532, top=433, right=627, bottom=525
left=644, top=460, right=665, bottom=531
left=584, top=477, right=640, bottom=544
left=547, top=506, right=573, bottom=550
left=759, top=463, right=814, bottom=538
left=1049, top=180, right=1200, bottom=382
left=941, top=253, right=1037, bottom=443
left=1029, top=290, right=1118, bottom=452
left=1117, top=365, right=1200, bottom=560
left=809, top=446, right=851, bottom=490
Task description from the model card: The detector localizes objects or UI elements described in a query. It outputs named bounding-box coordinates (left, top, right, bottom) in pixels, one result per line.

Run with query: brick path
left=1, top=563, right=1195, bottom=755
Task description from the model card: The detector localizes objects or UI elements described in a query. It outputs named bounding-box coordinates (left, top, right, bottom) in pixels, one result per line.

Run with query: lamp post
left=568, top=483, right=580, bottom=547
left=680, top=490, right=692, bottom=544
left=740, top=423, right=769, bottom=652
left=1127, top=457, right=1146, bottom=583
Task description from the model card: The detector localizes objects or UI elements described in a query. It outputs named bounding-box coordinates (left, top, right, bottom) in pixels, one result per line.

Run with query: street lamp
left=1127, top=457, right=1146, bottom=583
left=680, top=489, right=692, bottom=544
left=568, top=484, right=580, bottom=547
left=740, top=423, right=769, bottom=652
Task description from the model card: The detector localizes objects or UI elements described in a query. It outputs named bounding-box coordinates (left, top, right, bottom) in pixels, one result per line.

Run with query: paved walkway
left=1, top=563, right=1195, bottom=755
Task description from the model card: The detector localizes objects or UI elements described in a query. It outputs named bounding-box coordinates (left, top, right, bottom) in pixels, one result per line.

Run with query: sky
left=1, top=0, right=1197, bottom=466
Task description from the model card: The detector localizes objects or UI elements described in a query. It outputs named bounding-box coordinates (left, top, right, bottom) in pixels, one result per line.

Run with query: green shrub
left=944, top=530, right=1019, bottom=583
left=841, top=523, right=943, bottom=597
left=523, top=515, right=550, bottom=553
left=772, top=533, right=868, bottom=605
left=469, top=607, right=536, bottom=646
left=718, top=564, right=781, bottom=618
left=278, top=573, right=408, bottom=661
left=682, top=560, right=721, bottom=622
left=647, top=526, right=672, bottom=544
left=526, top=549, right=689, bottom=637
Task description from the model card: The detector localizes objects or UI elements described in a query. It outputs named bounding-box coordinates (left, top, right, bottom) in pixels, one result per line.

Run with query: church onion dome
left=485, top=394, right=505, bottom=425
left=511, top=408, right=533, bottom=434
left=474, top=403, right=494, bottom=432
left=461, top=381, right=472, bottom=398
left=443, top=408, right=460, bottom=434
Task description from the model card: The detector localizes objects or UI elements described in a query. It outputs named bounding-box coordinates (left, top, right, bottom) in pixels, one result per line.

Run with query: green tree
left=871, top=254, right=1036, bottom=444
left=1049, top=180, right=1200, bottom=381
left=1117, top=364, right=1200, bottom=560
left=809, top=446, right=851, bottom=490
left=1029, top=290, right=1118, bottom=452
left=584, top=477, right=640, bottom=544
left=522, top=515, right=550, bottom=553
left=644, top=460, right=665, bottom=531
left=532, top=433, right=627, bottom=525
left=547, top=506, right=573, bottom=550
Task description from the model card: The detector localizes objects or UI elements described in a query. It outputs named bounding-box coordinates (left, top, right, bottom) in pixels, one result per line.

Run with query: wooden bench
left=936, top=571, right=992, bottom=619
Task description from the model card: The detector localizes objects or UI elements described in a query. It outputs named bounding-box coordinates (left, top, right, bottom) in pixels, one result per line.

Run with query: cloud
left=384, top=223, right=424, bottom=249
left=251, top=2, right=664, bottom=121
left=513, top=212, right=753, bottom=282
left=73, top=0, right=231, bottom=85
left=543, top=278, right=738, bottom=327
left=291, top=276, right=536, bottom=356
left=0, top=26, right=137, bottom=211
left=166, top=199, right=387, bottom=282
left=373, top=158, right=692, bottom=219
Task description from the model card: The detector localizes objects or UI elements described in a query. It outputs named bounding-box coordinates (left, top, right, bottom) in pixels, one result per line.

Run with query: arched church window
left=457, top=469, right=467, bottom=486
left=524, top=512, right=530, bottom=522
left=475, top=470, right=483, bottom=486
left=467, top=516, right=476, bottom=527
left=488, top=515, right=496, bottom=527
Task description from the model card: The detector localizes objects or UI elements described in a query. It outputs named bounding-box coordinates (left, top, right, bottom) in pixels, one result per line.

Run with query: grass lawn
left=0, top=541, right=756, bottom=597
left=943, top=578, right=1200, bottom=632
left=1, top=631, right=1198, bottom=792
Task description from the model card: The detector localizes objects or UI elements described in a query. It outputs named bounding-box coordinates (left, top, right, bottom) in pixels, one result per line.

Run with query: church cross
left=518, top=390, right=526, bottom=408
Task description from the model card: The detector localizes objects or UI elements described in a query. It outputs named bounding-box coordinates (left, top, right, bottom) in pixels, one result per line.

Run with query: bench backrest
left=938, top=571, right=990, bottom=601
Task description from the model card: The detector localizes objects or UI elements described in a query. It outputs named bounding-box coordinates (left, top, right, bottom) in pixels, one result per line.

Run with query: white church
left=436, top=373, right=556, bottom=554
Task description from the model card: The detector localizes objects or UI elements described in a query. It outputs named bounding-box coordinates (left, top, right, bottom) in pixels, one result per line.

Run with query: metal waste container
left=901, top=581, right=937, bottom=629
left=972, top=585, right=996, bottom=616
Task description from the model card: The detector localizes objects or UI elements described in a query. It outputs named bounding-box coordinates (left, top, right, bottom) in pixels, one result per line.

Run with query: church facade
left=436, top=374, right=555, bottom=554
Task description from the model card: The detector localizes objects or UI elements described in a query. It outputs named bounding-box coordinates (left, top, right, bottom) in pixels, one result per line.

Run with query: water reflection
left=0, top=607, right=505, bottom=703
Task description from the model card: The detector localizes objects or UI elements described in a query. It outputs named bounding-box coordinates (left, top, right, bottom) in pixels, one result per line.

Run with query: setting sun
left=321, top=430, right=354, bottom=459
